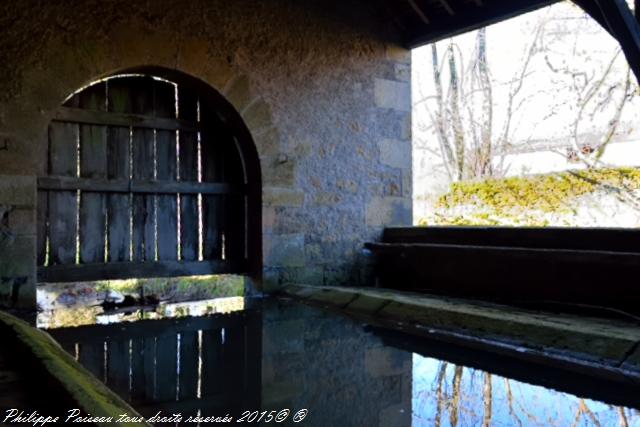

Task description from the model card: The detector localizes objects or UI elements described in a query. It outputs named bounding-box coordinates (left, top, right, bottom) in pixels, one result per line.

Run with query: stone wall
left=0, top=0, right=412, bottom=307
left=0, top=177, right=36, bottom=307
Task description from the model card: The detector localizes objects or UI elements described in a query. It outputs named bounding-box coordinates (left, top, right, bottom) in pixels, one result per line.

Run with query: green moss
left=94, top=274, right=244, bottom=300
left=0, top=310, right=150, bottom=427
left=423, top=167, right=640, bottom=226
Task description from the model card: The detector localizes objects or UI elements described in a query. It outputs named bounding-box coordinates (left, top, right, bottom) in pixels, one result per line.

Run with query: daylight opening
left=412, top=0, right=640, bottom=228
left=36, top=71, right=261, bottom=318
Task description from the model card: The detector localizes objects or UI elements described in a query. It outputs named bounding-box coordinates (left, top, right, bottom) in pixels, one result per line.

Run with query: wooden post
left=593, top=0, right=640, bottom=84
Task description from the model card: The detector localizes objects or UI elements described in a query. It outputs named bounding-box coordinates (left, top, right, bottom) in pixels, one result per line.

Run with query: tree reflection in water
left=412, top=355, right=639, bottom=426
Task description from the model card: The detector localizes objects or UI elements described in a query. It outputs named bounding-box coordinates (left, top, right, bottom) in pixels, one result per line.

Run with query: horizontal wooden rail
left=48, top=311, right=250, bottom=342
left=55, top=107, right=201, bottom=132
left=382, top=226, right=640, bottom=252
left=38, top=176, right=246, bottom=195
left=38, top=259, right=248, bottom=283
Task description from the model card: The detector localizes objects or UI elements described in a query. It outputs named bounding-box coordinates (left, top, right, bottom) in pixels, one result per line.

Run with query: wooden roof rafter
left=407, top=0, right=431, bottom=24
left=403, top=0, right=559, bottom=47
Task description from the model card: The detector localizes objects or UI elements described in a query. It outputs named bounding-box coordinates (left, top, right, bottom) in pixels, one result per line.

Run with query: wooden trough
left=365, top=226, right=640, bottom=314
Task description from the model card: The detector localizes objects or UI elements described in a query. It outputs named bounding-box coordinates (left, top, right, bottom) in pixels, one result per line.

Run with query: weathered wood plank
left=382, top=226, right=640, bottom=252
left=126, top=79, right=155, bottom=263
left=37, top=259, right=248, bottom=283
left=36, top=190, right=48, bottom=266
left=107, top=79, right=132, bottom=263
left=132, top=128, right=155, bottom=262
left=178, top=331, right=199, bottom=400
left=179, top=131, right=199, bottom=261
left=154, top=80, right=176, bottom=119
left=106, top=339, right=131, bottom=398
left=201, top=124, right=223, bottom=260
left=365, top=241, right=640, bottom=312
left=130, top=338, right=146, bottom=402
left=78, top=341, right=105, bottom=381
left=201, top=329, right=224, bottom=396
left=48, top=121, right=78, bottom=265
left=38, top=176, right=243, bottom=195
left=143, top=337, right=156, bottom=401
left=155, top=334, right=178, bottom=402
left=156, top=130, right=178, bottom=261
left=54, top=110, right=199, bottom=132
left=177, top=86, right=198, bottom=122
left=79, top=83, right=107, bottom=264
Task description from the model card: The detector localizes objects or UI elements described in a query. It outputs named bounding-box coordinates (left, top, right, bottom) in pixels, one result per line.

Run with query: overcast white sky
left=412, top=0, right=640, bottom=194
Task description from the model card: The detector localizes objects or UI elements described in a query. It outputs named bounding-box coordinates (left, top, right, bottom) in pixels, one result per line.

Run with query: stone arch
left=38, top=66, right=265, bottom=286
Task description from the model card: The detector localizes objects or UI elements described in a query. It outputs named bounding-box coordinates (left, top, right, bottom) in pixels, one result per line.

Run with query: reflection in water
left=412, top=355, right=639, bottom=426
left=47, top=301, right=260, bottom=420
left=41, top=298, right=640, bottom=426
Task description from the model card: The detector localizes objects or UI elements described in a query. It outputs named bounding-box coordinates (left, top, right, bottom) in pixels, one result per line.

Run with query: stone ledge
left=278, top=284, right=640, bottom=382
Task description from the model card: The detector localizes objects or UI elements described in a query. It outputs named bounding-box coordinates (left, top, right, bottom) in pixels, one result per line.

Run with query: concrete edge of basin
left=0, top=310, right=151, bottom=427
left=279, top=284, right=640, bottom=385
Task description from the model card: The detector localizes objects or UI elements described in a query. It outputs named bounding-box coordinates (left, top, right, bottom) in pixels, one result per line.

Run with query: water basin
left=39, top=296, right=640, bottom=426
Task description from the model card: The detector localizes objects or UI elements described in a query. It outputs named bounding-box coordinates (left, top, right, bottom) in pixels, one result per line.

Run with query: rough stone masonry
left=0, top=0, right=412, bottom=308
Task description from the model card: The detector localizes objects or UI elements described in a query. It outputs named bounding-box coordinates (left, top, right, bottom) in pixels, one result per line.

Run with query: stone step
left=279, top=284, right=640, bottom=395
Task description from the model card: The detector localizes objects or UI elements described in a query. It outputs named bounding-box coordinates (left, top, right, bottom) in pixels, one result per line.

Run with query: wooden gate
left=37, top=75, right=251, bottom=282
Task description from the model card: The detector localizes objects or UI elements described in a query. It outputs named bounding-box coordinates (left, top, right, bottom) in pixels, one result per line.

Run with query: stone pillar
left=0, top=176, right=37, bottom=308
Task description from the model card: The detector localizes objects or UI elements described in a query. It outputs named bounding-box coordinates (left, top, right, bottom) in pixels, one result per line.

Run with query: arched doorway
left=37, top=69, right=262, bottom=284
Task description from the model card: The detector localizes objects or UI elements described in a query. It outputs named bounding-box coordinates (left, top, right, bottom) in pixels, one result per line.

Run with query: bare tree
left=414, top=3, right=637, bottom=184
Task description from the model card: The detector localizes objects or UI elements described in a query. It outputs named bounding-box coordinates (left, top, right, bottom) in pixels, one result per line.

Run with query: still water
left=39, top=296, right=639, bottom=426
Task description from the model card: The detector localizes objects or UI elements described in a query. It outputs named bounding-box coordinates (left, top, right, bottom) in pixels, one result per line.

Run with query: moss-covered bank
left=0, top=310, right=151, bottom=427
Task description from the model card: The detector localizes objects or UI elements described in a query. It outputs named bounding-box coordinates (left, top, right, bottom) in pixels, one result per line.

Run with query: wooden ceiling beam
left=407, top=0, right=431, bottom=24
left=439, top=0, right=456, bottom=15
left=404, top=0, right=558, bottom=48
left=571, top=0, right=614, bottom=37
left=593, top=0, right=640, bottom=83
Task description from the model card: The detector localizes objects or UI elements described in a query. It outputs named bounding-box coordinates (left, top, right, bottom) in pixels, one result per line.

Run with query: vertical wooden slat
left=178, top=331, right=199, bottom=400
left=130, top=338, right=146, bottom=402
left=178, top=85, right=199, bottom=262
left=37, top=190, right=48, bottom=266
left=48, top=121, right=78, bottom=265
left=132, top=128, right=155, bottom=261
left=79, top=83, right=107, bottom=264
left=156, top=131, right=178, bottom=261
left=131, top=78, right=155, bottom=262
left=201, top=328, right=224, bottom=396
left=155, top=334, right=178, bottom=401
left=222, top=325, right=245, bottom=402
left=106, top=339, right=131, bottom=398
left=222, top=140, right=246, bottom=262
left=177, top=86, right=198, bottom=122
left=78, top=341, right=105, bottom=381
left=155, top=81, right=178, bottom=261
left=179, top=131, right=199, bottom=261
left=201, top=119, right=223, bottom=260
left=143, top=337, right=156, bottom=401
left=243, top=311, right=262, bottom=410
left=107, top=79, right=132, bottom=262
